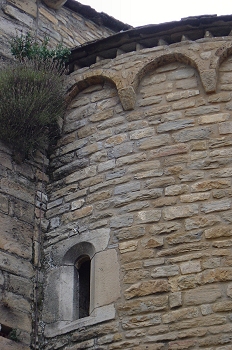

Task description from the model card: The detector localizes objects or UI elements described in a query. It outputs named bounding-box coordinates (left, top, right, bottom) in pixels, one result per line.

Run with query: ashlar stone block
left=92, top=249, right=120, bottom=309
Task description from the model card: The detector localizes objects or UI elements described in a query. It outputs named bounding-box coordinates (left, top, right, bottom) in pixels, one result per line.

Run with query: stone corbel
left=118, top=86, right=136, bottom=111
left=200, top=69, right=217, bottom=93
left=42, top=0, right=67, bottom=9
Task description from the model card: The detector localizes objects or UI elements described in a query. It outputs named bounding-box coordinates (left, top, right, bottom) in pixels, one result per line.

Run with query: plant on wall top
left=0, top=33, right=70, bottom=161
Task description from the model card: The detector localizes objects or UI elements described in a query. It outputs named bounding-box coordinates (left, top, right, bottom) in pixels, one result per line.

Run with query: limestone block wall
left=0, top=144, right=49, bottom=349
left=0, top=0, right=116, bottom=62
left=43, top=36, right=232, bottom=349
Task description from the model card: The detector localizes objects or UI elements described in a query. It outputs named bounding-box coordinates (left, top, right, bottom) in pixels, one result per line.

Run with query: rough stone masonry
left=42, top=20, right=232, bottom=349
left=1, top=1, right=232, bottom=349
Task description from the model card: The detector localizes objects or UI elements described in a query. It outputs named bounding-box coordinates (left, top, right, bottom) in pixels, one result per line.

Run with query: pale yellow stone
left=8, top=0, right=36, bottom=17
left=198, top=113, right=230, bottom=124
left=39, top=7, right=58, bottom=24
left=119, top=240, right=138, bottom=254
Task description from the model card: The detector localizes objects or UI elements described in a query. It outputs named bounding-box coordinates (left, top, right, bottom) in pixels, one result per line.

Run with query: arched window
left=43, top=231, right=121, bottom=337
left=75, top=255, right=91, bottom=319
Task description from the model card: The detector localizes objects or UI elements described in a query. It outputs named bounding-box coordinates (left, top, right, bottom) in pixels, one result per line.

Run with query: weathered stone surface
left=3, top=4, right=34, bottom=26
left=0, top=214, right=33, bottom=259
left=114, top=181, right=140, bottom=195
left=115, top=225, right=145, bottom=241
left=166, top=230, right=202, bottom=245
left=62, top=205, right=93, bottom=222
left=0, top=251, right=34, bottom=278
left=149, top=221, right=182, bottom=234
left=180, top=193, right=210, bottom=202
left=8, top=0, right=37, bottom=17
left=119, top=240, right=138, bottom=254
left=141, top=236, right=164, bottom=248
left=165, top=184, right=188, bottom=196
left=162, top=306, right=199, bottom=324
left=94, top=249, right=120, bottom=308
left=204, top=225, right=232, bottom=239
left=129, top=127, right=154, bottom=140
left=150, top=143, right=189, bottom=158
left=172, top=126, right=211, bottom=142
left=125, top=280, right=170, bottom=299
left=118, top=295, right=168, bottom=316
left=157, top=119, right=194, bottom=133
left=163, top=204, right=198, bottom=220
left=180, top=260, right=201, bottom=274
left=185, top=214, right=221, bottom=230
left=8, top=275, right=33, bottom=299
left=0, top=338, right=30, bottom=350
left=151, top=265, right=179, bottom=278
left=114, top=188, right=162, bottom=207
left=136, top=209, right=161, bottom=223
left=169, top=292, right=182, bottom=308
left=110, top=214, right=134, bottom=228
left=219, top=121, right=232, bottom=134
left=184, top=285, right=222, bottom=305
left=4, top=12, right=232, bottom=349
left=0, top=304, right=32, bottom=333
left=122, top=313, right=161, bottom=329
left=185, top=105, right=220, bottom=116
left=137, top=135, right=170, bottom=150
left=1, top=178, right=34, bottom=204
left=201, top=199, right=231, bottom=213
left=166, top=89, right=199, bottom=102
left=118, top=86, right=136, bottom=110
left=199, top=112, right=230, bottom=124
left=191, top=179, right=230, bottom=192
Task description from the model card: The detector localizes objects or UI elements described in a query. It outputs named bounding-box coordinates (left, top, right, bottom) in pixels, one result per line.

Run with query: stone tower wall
left=1, top=1, right=232, bottom=349
left=0, top=1, right=120, bottom=348
left=0, top=0, right=116, bottom=62
left=0, top=145, right=49, bottom=349
left=42, top=37, right=232, bottom=349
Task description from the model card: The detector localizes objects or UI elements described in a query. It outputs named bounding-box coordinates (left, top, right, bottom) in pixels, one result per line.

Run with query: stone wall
left=0, top=2, right=125, bottom=348
left=42, top=36, right=232, bottom=349
left=0, top=143, right=49, bottom=349
left=2, top=2, right=232, bottom=349
left=0, top=0, right=116, bottom=62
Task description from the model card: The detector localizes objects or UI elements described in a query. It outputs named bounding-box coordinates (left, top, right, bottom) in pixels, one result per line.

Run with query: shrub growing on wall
left=0, top=33, right=70, bottom=160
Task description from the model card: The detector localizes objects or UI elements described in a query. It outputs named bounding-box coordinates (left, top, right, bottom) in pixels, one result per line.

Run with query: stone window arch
left=43, top=230, right=120, bottom=338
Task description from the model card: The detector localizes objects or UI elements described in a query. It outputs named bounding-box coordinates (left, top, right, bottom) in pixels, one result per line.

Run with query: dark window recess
left=76, top=257, right=91, bottom=319
left=0, top=324, right=13, bottom=338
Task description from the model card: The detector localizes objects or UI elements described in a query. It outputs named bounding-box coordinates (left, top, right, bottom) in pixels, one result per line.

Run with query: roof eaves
left=64, top=0, right=132, bottom=32
left=68, top=14, right=232, bottom=71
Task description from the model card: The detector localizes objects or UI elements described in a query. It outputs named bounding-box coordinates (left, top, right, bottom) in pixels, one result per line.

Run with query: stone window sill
left=44, top=304, right=115, bottom=338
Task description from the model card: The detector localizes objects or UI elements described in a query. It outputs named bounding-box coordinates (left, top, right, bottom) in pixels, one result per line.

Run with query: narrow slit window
left=0, top=324, right=13, bottom=339
left=76, top=256, right=91, bottom=319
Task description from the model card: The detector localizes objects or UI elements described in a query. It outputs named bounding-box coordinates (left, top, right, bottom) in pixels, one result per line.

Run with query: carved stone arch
left=65, top=71, right=136, bottom=111
left=208, top=42, right=232, bottom=92
left=132, top=52, right=199, bottom=90
left=65, top=72, right=119, bottom=104
left=213, top=42, right=232, bottom=69
left=132, top=51, right=216, bottom=93
left=63, top=241, right=95, bottom=266
left=42, top=0, right=67, bottom=9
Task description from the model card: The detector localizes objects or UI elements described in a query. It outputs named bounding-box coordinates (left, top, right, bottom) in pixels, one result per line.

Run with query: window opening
left=0, top=324, right=13, bottom=339
left=75, top=255, right=91, bottom=319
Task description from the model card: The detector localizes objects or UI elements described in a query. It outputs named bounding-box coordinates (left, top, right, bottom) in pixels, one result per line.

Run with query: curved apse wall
left=43, top=38, right=232, bottom=350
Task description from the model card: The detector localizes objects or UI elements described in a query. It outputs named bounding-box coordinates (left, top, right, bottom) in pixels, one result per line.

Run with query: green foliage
left=10, top=32, right=70, bottom=71
left=0, top=60, right=66, bottom=158
left=0, top=33, right=70, bottom=160
left=8, top=329, right=19, bottom=342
